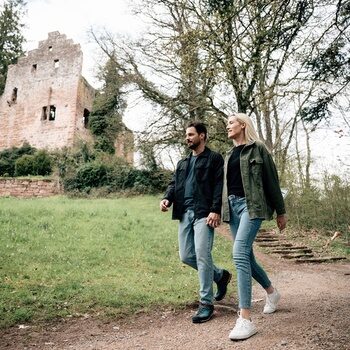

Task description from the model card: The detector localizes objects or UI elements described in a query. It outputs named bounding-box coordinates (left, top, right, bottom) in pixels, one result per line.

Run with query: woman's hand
left=276, top=214, right=287, bottom=232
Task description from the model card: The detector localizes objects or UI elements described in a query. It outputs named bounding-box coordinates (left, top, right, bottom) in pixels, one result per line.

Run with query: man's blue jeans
left=178, top=209, right=223, bottom=305
left=228, top=195, right=271, bottom=309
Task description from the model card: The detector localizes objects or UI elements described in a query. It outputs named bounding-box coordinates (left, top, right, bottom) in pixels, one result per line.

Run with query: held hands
left=206, top=212, right=221, bottom=228
left=276, top=214, right=287, bottom=232
left=160, top=199, right=171, bottom=212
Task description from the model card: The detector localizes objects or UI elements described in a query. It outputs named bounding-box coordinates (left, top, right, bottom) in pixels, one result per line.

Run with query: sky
left=22, top=0, right=143, bottom=84
left=2, top=0, right=349, bottom=174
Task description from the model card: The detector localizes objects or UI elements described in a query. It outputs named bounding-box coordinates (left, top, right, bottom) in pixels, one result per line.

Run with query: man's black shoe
left=214, top=269, right=232, bottom=301
left=192, top=303, right=214, bottom=323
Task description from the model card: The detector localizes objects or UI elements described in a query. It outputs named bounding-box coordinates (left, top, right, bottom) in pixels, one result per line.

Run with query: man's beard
left=188, top=141, right=200, bottom=150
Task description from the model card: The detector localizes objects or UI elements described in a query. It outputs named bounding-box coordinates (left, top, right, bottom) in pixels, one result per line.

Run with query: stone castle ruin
left=0, top=31, right=133, bottom=163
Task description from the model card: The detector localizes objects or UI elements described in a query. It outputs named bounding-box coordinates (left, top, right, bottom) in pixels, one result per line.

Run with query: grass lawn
left=0, top=195, right=233, bottom=328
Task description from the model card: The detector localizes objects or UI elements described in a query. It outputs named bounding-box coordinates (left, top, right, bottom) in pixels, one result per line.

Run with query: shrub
left=52, top=144, right=95, bottom=179
left=0, top=158, right=12, bottom=177
left=14, top=150, right=52, bottom=177
left=285, top=174, right=350, bottom=232
left=132, top=169, right=172, bottom=194
left=33, top=150, right=52, bottom=176
left=14, top=155, right=36, bottom=176
left=64, top=162, right=110, bottom=191
left=61, top=155, right=172, bottom=195
left=0, top=143, right=36, bottom=176
left=106, top=164, right=134, bottom=191
left=94, top=135, right=116, bottom=154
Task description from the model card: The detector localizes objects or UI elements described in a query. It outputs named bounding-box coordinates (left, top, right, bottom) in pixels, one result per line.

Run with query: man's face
left=185, top=127, right=204, bottom=150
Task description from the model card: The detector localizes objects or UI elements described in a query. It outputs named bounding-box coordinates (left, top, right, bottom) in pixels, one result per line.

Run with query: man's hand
left=276, top=214, right=287, bottom=232
left=160, top=199, right=171, bottom=212
left=206, top=212, right=221, bottom=228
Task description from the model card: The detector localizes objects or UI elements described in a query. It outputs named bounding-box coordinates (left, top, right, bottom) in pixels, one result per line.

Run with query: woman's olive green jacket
left=222, top=141, right=286, bottom=222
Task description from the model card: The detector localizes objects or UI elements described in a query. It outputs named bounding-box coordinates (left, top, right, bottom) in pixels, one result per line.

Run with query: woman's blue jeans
left=228, top=195, right=271, bottom=309
left=178, top=209, right=223, bottom=305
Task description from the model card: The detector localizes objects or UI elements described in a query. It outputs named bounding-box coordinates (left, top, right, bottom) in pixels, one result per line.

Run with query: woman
left=222, top=113, right=287, bottom=340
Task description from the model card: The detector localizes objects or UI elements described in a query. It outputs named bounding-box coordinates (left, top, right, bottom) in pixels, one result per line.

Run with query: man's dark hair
left=186, top=121, right=208, bottom=141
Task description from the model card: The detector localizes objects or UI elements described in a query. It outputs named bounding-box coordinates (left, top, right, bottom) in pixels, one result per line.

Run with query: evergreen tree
left=0, top=0, right=26, bottom=95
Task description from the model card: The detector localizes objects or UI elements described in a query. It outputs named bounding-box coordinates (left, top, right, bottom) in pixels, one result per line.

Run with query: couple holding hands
left=160, top=113, right=286, bottom=341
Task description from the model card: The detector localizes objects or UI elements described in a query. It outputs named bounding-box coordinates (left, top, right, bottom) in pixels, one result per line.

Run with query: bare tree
left=90, top=0, right=349, bottom=175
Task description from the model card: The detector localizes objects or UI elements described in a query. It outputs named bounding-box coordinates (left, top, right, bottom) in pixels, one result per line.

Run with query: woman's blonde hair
left=229, top=113, right=260, bottom=144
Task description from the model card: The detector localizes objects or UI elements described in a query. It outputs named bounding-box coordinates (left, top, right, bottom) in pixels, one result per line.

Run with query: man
left=160, top=121, right=231, bottom=323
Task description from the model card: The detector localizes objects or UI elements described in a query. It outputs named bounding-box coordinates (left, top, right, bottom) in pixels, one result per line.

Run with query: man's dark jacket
left=163, top=147, right=224, bottom=220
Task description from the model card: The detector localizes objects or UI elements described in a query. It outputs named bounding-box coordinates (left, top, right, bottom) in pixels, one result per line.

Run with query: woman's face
left=227, top=116, right=245, bottom=140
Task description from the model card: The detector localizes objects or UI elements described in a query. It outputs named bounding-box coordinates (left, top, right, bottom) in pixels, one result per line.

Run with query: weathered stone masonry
left=0, top=31, right=95, bottom=151
left=0, top=178, right=60, bottom=198
left=0, top=31, right=134, bottom=163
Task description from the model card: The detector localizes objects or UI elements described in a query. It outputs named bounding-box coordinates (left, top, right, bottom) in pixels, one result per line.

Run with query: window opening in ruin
left=83, top=109, right=90, bottom=128
left=42, top=106, right=48, bottom=120
left=54, top=59, right=60, bottom=68
left=32, top=64, right=37, bottom=72
left=49, top=105, right=56, bottom=120
left=42, top=105, right=56, bottom=121
left=11, top=88, right=17, bottom=103
left=49, top=46, right=52, bottom=52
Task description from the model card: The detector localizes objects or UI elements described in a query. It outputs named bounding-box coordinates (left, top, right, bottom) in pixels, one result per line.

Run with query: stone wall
left=114, top=127, right=135, bottom=164
left=0, top=178, right=61, bottom=198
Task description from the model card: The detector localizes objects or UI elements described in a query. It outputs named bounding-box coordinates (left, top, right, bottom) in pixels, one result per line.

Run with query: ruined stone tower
left=0, top=31, right=134, bottom=163
left=0, top=32, right=96, bottom=151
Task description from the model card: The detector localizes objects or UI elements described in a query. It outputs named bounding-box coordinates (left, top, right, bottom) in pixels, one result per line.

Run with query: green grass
left=0, top=196, right=233, bottom=328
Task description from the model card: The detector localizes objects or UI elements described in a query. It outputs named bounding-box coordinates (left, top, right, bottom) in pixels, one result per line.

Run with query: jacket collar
left=185, top=146, right=211, bottom=160
left=226, top=140, right=256, bottom=155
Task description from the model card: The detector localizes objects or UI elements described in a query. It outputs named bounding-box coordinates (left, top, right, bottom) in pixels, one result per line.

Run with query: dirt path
left=1, top=250, right=349, bottom=350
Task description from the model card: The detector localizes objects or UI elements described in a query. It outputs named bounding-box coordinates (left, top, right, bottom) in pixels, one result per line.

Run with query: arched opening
left=83, top=109, right=90, bottom=128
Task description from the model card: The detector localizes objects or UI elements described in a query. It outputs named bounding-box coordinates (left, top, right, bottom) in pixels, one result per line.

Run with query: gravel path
left=1, top=247, right=349, bottom=350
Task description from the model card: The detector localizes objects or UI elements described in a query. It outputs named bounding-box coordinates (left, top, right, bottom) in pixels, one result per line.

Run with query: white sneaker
left=263, top=288, right=281, bottom=314
left=229, top=316, right=257, bottom=340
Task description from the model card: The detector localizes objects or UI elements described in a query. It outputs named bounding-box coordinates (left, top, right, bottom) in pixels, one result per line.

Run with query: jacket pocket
left=249, top=158, right=263, bottom=187
left=195, top=163, right=210, bottom=182
left=176, top=162, right=187, bottom=178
